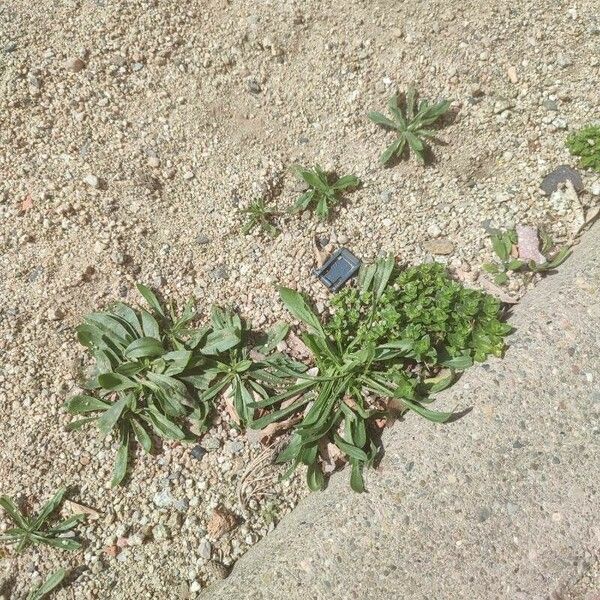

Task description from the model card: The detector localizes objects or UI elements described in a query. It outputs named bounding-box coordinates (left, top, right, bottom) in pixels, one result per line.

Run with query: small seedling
left=482, top=229, right=522, bottom=285
left=483, top=229, right=571, bottom=285
left=368, top=88, right=450, bottom=165
left=292, top=165, right=360, bottom=220
left=27, top=569, right=67, bottom=600
left=566, top=125, right=600, bottom=173
left=241, top=197, right=280, bottom=237
left=0, top=489, right=85, bottom=553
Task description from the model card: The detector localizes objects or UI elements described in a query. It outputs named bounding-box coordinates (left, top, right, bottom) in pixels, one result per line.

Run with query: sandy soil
left=1, top=0, right=599, bottom=597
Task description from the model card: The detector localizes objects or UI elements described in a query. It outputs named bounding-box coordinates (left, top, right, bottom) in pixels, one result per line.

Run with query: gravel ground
left=1, top=0, right=599, bottom=598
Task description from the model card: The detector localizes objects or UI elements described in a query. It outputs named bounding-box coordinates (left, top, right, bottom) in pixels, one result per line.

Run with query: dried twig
left=236, top=439, right=287, bottom=518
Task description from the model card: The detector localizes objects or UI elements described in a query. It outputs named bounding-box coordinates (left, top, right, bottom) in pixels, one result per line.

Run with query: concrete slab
left=205, top=225, right=600, bottom=600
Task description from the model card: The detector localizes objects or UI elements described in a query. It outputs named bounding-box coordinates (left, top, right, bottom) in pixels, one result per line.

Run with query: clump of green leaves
left=241, top=197, right=280, bottom=237
left=483, top=229, right=571, bottom=285
left=0, top=489, right=85, bottom=553
left=566, top=125, right=600, bottom=173
left=292, top=165, right=360, bottom=220
left=328, top=262, right=510, bottom=363
left=253, top=259, right=509, bottom=492
left=27, top=569, right=67, bottom=600
left=66, top=285, right=241, bottom=485
left=198, top=308, right=306, bottom=426
left=368, top=88, right=451, bottom=165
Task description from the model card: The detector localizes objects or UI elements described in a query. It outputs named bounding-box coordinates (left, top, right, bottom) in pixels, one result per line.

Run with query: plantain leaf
left=131, top=418, right=152, bottom=453
left=32, top=488, right=66, bottom=530
left=202, top=328, right=240, bottom=355
left=65, top=395, right=110, bottom=414
left=306, top=463, right=325, bottom=491
left=278, top=287, right=325, bottom=337
left=350, top=460, right=365, bottom=493
left=97, top=396, right=128, bottom=435
left=27, top=568, right=66, bottom=600
left=97, top=372, right=137, bottom=391
left=333, top=433, right=368, bottom=462
left=331, top=175, right=360, bottom=190
left=124, top=337, right=164, bottom=359
left=111, top=429, right=129, bottom=486
left=0, top=496, right=27, bottom=529
left=368, top=111, right=399, bottom=129
left=136, top=284, right=165, bottom=317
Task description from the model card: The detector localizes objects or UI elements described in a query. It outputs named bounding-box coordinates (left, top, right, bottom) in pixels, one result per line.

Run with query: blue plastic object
left=314, top=248, right=361, bottom=292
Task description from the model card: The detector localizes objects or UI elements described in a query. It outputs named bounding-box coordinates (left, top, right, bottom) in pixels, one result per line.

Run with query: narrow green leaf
left=143, top=409, right=185, bottom=440
left=315, top=196, right=329, bottom=220
left=333, top=433, right=368, bottom=462
left=256, top=322, right=289, bottom=354
left=0, top=496, right=27, bottom=528
left=139, top=309, right=160, bottom=339
left=65, top=394, right=110, bottom=414
left=368, top=111, right=399, bottom=129
left=37, top=537, right=81, bottom=551
left=306, top=463, right=325, bottom=491
left=27, top=568, right=66, bottom=600
left=97, top=396, right=128, bottom=436
left=401, top=397, right=453, bottom=423
left=111, top=303, right=143, bottom=337
left=388, top=95, right=407, bottom=128
left=292, top=190, right=315, bottom=212
left=131, top=418, right=152, bottom=453
left=440, top=355, right=473, bottom=370
left=379, top=138, right=403, bottom=165
left=331, top=175, right=360, bottom=190
left=278, top=287, right=325, bottom=337
left=491, top=234, right=511, bottom=261
left=124, top=336, right=164, bottom=359
left=350, top=460, right=365, bottom=493
left=202, top=328, right=240, bottom=355
left=544, top=247, right=571, bottom=269
left=32, top=488, right=66, bottom=530
left=65, top=417, right=97, bottom=431
left=97, top=372, right=137, bottom=391
left=47, top=514, right=85, bottom=533
left=404, top=130, right=425, bottom=162
left=298, top=168, right=329, bottom=193
left=372, top=255, right=395, bottom=300
left=136, top=284, right=165, bottom=317
left=111, top=430, right=129, bottom=486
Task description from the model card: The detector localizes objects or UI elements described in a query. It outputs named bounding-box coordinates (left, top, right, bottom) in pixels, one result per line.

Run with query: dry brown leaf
left=262, top=414, right=302, bottom=443
left=342, top=395, right=359, bottom=411
left=312, top=235, right=331, bottom=267
left=477, top=276, right=519, bottom=304
left=64, top=499, right=101, bottom=520
left=585, top=206, right=600, bottom=225
left=286, top=331, right=311, bottom=360
left=318, top=439, right=346, bottom=474
left=223, top=385, right=242, bottom=425
left=207, top=507, right=237, bottom=539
